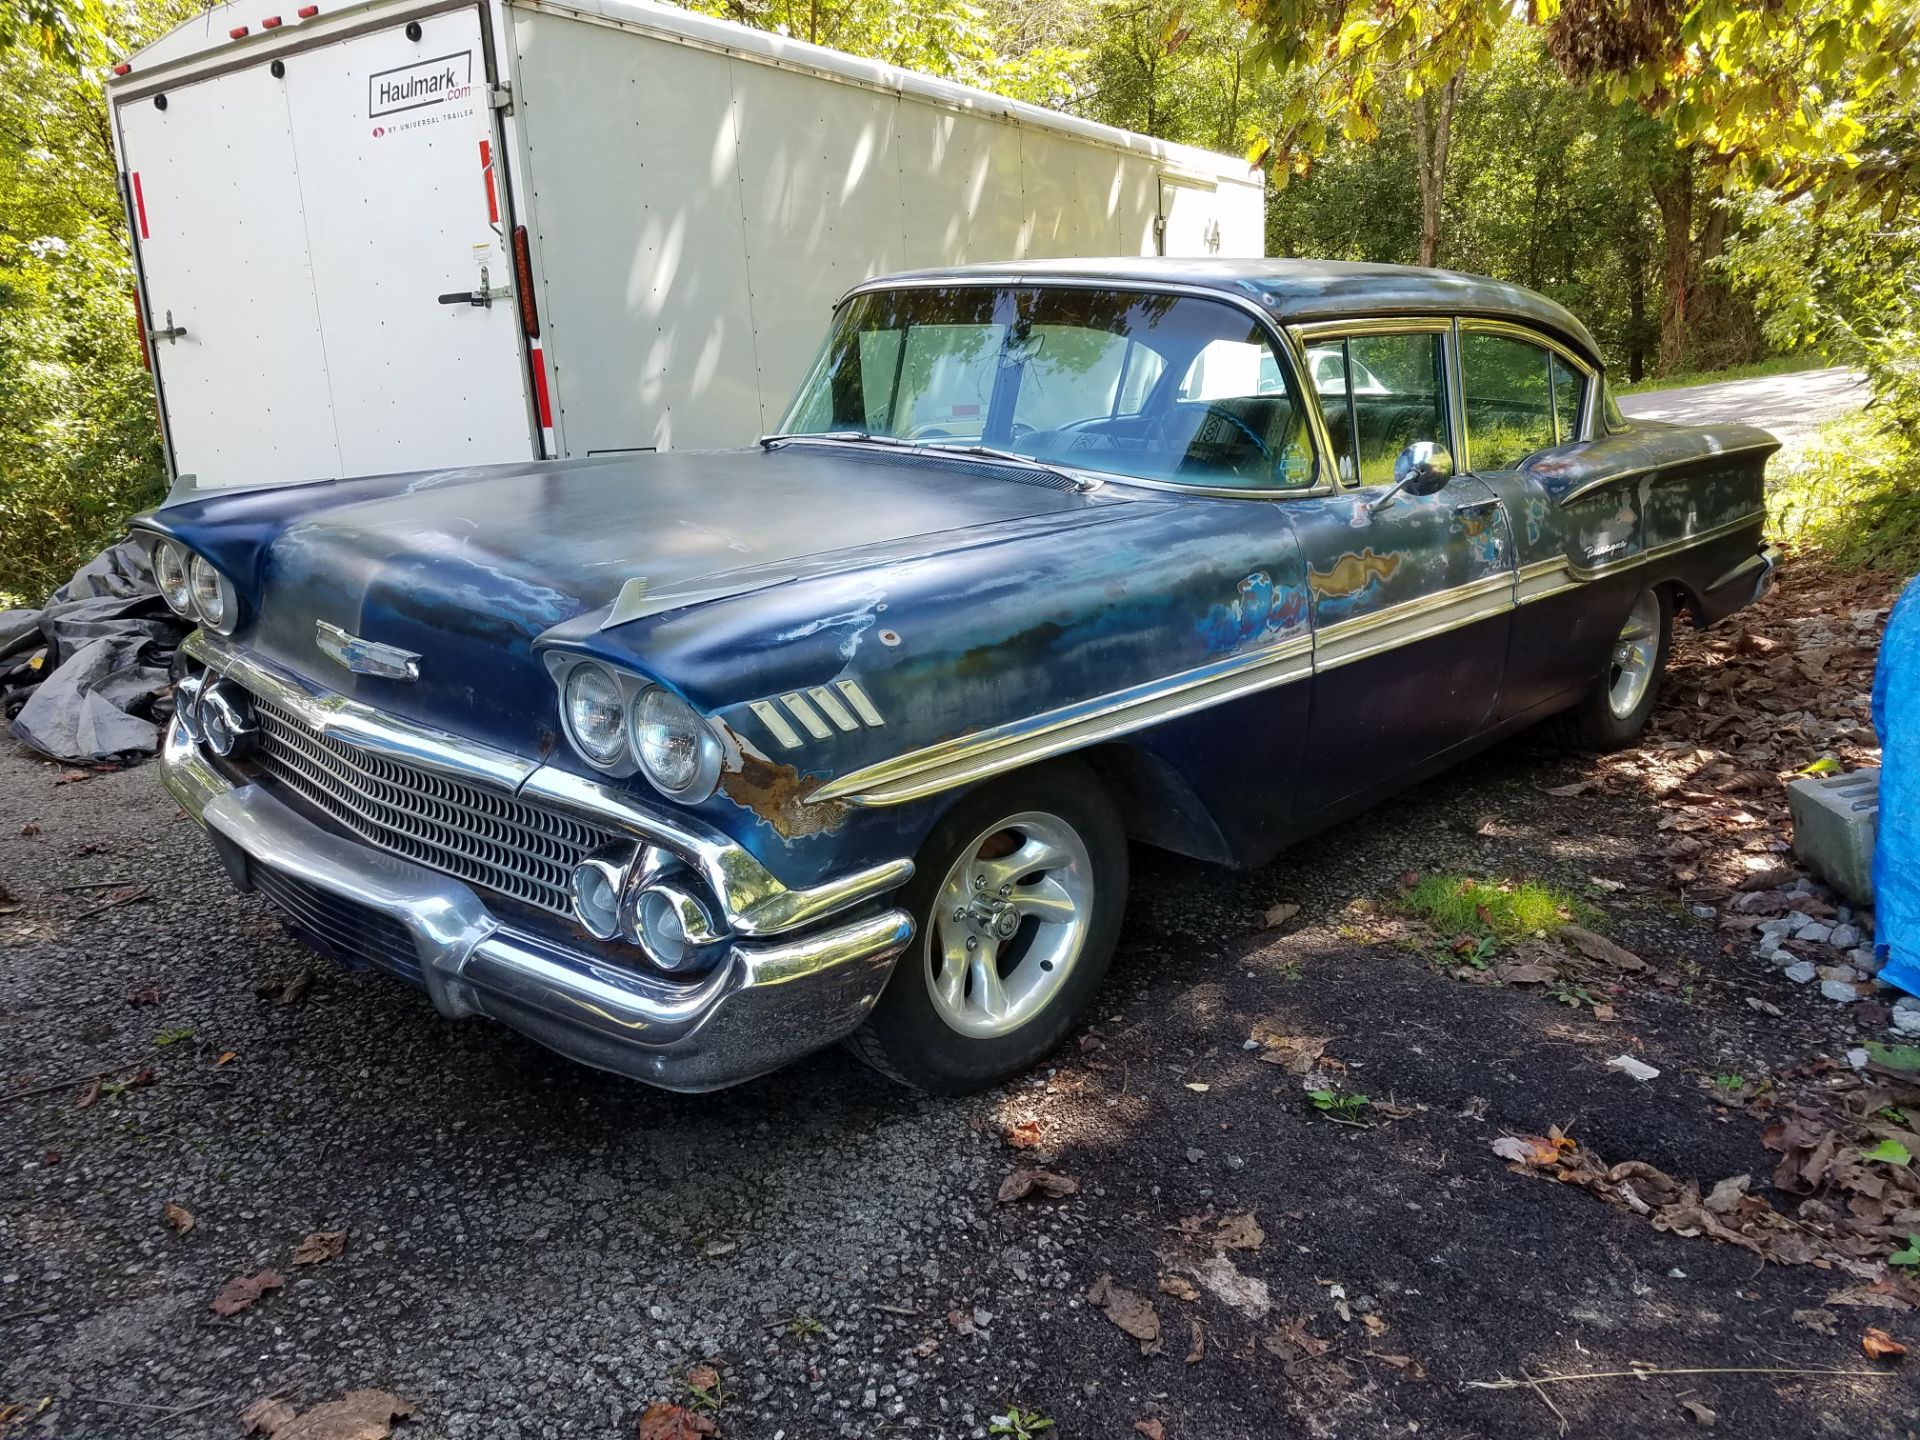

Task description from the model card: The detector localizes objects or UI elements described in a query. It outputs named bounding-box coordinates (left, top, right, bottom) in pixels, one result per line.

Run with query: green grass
left=1768, top=411, right=1920, bottom=574
left=1403, top=874, right=1590, bottom=941
left=1613, top=352, right=1831, bottom=395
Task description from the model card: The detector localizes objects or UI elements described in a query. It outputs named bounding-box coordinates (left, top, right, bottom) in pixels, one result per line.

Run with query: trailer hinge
left=487, top=82, right=513, bottom=113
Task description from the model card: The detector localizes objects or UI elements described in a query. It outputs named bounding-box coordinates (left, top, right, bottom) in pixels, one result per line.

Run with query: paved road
left=1616, top=365, right=1866, bottom=452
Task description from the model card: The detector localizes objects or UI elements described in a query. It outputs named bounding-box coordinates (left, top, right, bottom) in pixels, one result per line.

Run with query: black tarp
left=1, top=540, right=188, bottom=763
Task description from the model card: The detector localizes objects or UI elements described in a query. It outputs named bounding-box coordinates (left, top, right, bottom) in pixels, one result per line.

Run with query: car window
left=784, top=286, right=1318, bottom=492
left=1551, top=355, right=1586, bottom=443
left=1462, top=332, right=1557, bottom=470
left=1310, top=332, right=1450, bottom=487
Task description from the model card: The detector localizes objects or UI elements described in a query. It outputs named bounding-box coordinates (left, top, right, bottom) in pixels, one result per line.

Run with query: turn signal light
left=511, top=225, right=539, bottom=339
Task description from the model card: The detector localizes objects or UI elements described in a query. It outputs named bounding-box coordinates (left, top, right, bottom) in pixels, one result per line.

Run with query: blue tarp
left=1874, top=573, right=1920, bottom=995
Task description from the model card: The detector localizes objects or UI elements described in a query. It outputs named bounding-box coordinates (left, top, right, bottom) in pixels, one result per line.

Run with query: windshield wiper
left=759, top=431, right=1094, bottom=491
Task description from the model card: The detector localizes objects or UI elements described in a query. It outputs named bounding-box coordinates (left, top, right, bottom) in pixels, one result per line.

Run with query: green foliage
left=0, top=3, right=196, bottom=606
left=1893, top=1235, right=1920, bottom=1267
left=989, top=1408, right=1054, bottom=1438
left=1611, top=353, right=1827, bottom=395
left=1767, top=413, right=1920, bottom=577
left=1306, top=1088, right=1371, bottom=1120
left=1403, top=874, right=1585, bottom=942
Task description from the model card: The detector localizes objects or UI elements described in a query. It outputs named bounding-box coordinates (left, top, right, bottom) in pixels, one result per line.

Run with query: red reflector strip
left=131, top=171, right=149, bottom=239
left=479, top=139, right=499, bottom=224
left=296, top=4, right=318, bottom=15
left=530, top=346, right=553, bottom=428
left=229, top=24, right=248, bottom=37
left=112, top=61, right=131, bottom=75
left=511, top=224, right=539, bottom=339
left=262, top=15, right=282, bottom=26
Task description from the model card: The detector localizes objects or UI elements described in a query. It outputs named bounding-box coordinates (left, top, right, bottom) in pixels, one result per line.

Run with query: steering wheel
left=1150, top=404, right=1275, bottom=475
left=1191, top=404, right=1273, bottom=460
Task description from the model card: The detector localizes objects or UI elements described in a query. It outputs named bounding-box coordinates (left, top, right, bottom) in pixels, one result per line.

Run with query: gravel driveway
left=1617, top=366, right=1868, bottom=452
left=3, top=574, right=1913, bottom=1439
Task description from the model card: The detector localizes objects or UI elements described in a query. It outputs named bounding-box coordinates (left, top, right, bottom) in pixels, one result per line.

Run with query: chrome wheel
left=1607, top=591, right=1662, bottom=719
left=926, top=811, right=1094, bottom=1040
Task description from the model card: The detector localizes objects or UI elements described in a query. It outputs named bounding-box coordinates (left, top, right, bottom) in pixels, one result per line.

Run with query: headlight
left=188, top=554, right=230, bottom=630
left=563, top=663, right=628, bottom=769
left=630, top=685, right=720, bottom=800
left=154, top=541, right=192, bottom=615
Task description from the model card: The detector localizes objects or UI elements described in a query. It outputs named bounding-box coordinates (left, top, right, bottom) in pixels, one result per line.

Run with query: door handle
left=1454, top=498, right=1501, bottom=518
left=438, top=263, right=509, bottom=309
left=151, top=309, right=187, bottom=344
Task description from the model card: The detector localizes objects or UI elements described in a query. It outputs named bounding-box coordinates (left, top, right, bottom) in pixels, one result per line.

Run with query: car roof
left=843, top=258, right=1603, bottom=369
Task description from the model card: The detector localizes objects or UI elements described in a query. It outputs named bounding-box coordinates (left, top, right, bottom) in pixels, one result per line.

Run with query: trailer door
left=115, top=5, right=535, bottom=489
left=281, top=6, right=535, bottom=478
left=117, top=66, right=346, bottom=487
left=1157, top=178, right=1225, bottom=258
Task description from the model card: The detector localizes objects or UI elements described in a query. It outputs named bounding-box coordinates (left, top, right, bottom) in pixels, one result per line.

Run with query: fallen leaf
left=635, top=1402, right=714, bottom=1440
left=211, top=1268, right=285, bottom=1316
left=125, top=985, right=161, bottom=1007
left=1491, top=1134, right=1561, bottom=1167
left=1277, top=1317, right=1330, bottom=1358
left=1250, top=1028, right=1329, bottom=1075
left=1862, top=1327, right=1907, bottom=1360
left=1747, top=996, right=1783, bottom=1017
left=1793, top=1308, right=1839, bottom=1335
left=1186, top=1318, right=1205, bottom=1364
left=1157, top=1274, right=1200, bottom=1303
left=1703, top=1175, right=1751, bottom=1215
left=293, top=1229, right=347, bottom=1266
left=1088, top=1273, right=1162, bottom=1354
left=75, top=1077, right=100, bottom=1110
left=1362, top=1313, right=1387, bottom=1335
left=1542, top=781, right=1593, bottom=797
left=1561, top=925, right=1646, bottom=971
left=1003, top=1119, right=1043, bottom=1149
left=1133, top=1422, right=1166, bottom=1440
left=684, top=1364, right=720, bottom=1394
left=54, top=770, right=90, bottom=785
left=240, top=1395, right=297, bottom=1436
left=163, top=1201, right=194, bottom=1236
left=997, top=1167, right=1078, bottom=1203
left=1372, top=1352, right=1427, bottom=1380
left=1679, top=1398, right=1717, bottom=1427
left=1214, top=1213, right=1264, bottom=1251
left=912, top=1336, right=938, bottom=1358
left=1492, top=960, right=1556, bottom=985
left=258, top=1389, right=413, bottom=1440
left=18, top=820, right=40, bottom=837
left=218, top=1050, right=238, bottom=1065
left=257, top=969, right=313, bottom=1007
left=1262, top=902, right=1300, bottom=928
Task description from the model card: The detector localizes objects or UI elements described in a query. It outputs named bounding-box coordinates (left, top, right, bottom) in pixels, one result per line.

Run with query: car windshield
left=779, top=285, right=1318, bottom=491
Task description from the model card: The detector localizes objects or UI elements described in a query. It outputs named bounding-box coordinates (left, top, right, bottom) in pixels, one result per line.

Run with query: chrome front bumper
left=161, top=717, right=915, bottom=1091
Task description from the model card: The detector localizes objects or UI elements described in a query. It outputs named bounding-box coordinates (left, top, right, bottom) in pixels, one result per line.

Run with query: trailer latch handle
left=438, top=264, right=510, bottom=309
left=152, top=309, right=188, bottom=344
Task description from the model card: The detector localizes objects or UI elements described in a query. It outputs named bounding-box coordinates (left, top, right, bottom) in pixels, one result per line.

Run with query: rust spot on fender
left=719, top=753, right=850, bottom=839
left=1309, top=547, right=1402, bottom=598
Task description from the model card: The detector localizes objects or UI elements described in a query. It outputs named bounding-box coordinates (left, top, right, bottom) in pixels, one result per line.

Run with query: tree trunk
left=1411, top=70, right=1462, bottom=268
left=1651, top=160, right=1694, bottom=377
left=1625, top=225, right=1648, bottom=382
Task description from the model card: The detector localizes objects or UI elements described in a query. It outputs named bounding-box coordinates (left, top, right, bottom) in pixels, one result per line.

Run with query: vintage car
left=137, top=259, right=1780, bottom=1094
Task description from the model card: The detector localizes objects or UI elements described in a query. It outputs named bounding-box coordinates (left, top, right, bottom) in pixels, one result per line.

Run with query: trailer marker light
left=296, top=3, right=318, bottom=13
left=112, top=61, right=131, bottom=75
left=131, top=171, right=150, bottom=239
left=512, top=225, right=539, bottom=339
left=262, top=14, right=282, bottom=26
left=229, top=23, right=248, bottom=37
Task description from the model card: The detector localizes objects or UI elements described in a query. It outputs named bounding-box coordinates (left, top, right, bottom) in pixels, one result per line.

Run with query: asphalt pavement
left=1616, top=365, right=1867, bottom=452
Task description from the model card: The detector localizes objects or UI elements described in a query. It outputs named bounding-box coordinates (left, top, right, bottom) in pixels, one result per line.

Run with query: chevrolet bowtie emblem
left=315, top=620, right=421, bottom=682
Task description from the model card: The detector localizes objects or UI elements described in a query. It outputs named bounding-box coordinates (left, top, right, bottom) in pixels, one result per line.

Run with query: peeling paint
left=1308, top=547, right=1402, bottom=599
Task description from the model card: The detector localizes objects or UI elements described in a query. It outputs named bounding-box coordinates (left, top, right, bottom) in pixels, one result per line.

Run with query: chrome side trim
left=1565, top=509, right=1766, bottom=583
left=834, top=679, right=885, bottom=727
left=1516, top=556, right=1582, bottom=605
left=781, top=690, right=835, bottom=740
left=1555, top=440, right=1779, bottom=507
left=181, top=632, right=914, bottom=938
left=1312, top=571, right=1514, bottom=673
left=749, top=699, right=804, bottom=749
left=809, top=633, right=1315, bottom=807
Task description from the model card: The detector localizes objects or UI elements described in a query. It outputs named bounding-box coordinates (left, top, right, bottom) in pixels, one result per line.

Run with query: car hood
left=176, top=447, right=1122, bottom=754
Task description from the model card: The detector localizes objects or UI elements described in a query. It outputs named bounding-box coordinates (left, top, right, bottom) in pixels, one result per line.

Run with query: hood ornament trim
left=315, top=620, right=421, bottom=682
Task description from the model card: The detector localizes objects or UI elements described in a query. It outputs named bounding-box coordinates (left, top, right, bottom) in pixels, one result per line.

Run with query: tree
left=0, top=0, right=101, bottom=64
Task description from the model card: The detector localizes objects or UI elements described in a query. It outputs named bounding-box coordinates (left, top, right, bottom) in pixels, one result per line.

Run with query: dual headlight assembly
left=151, top=537, right=240, bottom=635
left=553, top=659, right=724, bottom=804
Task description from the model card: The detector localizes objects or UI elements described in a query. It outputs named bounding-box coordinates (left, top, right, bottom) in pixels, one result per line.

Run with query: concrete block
left=1788, top=767, right=1879, bottom=905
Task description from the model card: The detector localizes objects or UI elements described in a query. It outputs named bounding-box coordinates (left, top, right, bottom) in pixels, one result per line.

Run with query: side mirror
left=1371, top=441, right=1454, bottom=511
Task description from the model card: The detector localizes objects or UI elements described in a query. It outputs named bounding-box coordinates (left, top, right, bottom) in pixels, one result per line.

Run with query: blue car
left=136, top=259, right=1780, bottom=1093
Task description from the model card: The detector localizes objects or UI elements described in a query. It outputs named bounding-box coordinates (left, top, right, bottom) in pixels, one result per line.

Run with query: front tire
left=849, top=762, right=1127, bottom=1094
left=1549, top=585, right=1673, bottom=751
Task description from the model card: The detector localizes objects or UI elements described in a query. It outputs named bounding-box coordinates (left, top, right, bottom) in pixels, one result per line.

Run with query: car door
left=1449, top=323, right=1619, bottom=722
left=1286, top=321, right=1516, bottom=821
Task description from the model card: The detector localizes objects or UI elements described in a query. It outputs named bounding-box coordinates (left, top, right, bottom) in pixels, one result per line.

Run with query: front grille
left=246, top=691, right=625, bottom=918
left=253, top=863, right=424, bottom=982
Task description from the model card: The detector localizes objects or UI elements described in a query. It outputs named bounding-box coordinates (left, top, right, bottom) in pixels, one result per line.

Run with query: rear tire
left=1548, top=585, right=1673, bottom=752
left=848, top=762, right=1127, bottom=1094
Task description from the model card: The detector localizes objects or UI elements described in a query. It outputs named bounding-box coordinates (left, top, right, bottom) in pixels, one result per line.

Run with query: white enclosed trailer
left=110, top=0, right=1267, bottom=490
